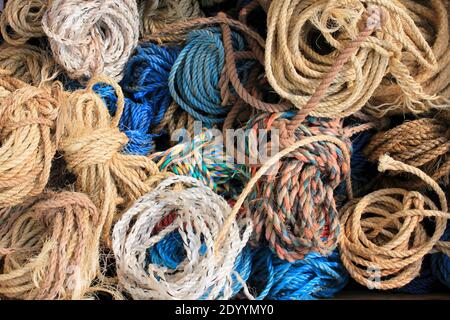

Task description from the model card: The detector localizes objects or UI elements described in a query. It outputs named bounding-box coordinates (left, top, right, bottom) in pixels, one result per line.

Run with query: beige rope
left=370, top=0, right=450, bottom=115
left=0, top=0, right=47, bottom=45
left=265, top=0, right=438, bottom=118
left=339, top=155, right=450, bottom=290
left=0, top=72, right=59, bottom=209
left=139, top=0, right=204, bottom=42
left=0, top=192, right=100, bottom=300
left=0, top=43, right=61, bottom=87
left=42, top=0, right=140, bottom=82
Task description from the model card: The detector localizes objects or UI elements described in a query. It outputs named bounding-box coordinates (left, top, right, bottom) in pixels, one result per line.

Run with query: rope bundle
left=0, top=192, right=99, bottom=300
left=0, top=43, right=60, bottom=87
left=365, top=118, right=450, bottom=185
left=372, top=0, right=450, bottom=110
left=151, top=129, right=248, bottom=198
left=339, top=155, right=450, bottom=290
left=249, top=247, right=348, bottom=300
left=265, top=0, right=438, bottom=117
left=42, top=0, right=140, bottom=82
left=122, top=43, right=180, bottom=130
left=0, top=72, right=59, bottom=208
left=112, top=175, right=253, bottom=300
left=139, top=0, right=203, bottom=41
left=0, top=0, right=47, bottom=45
left=169, top=28, right=247, bottom=125
left=244, top=114, right=352, bottom=261
left=56, top=76, right=165, bottom=243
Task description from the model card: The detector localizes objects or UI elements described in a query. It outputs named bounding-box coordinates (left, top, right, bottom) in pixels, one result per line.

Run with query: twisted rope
left=0, top=192, right=99, bottom=300
left=112, top=175, right=253, bottom=300
left=0, top=0, right=46, bottom=45
left=42, top=0, right=140, bottom=82
left=265, top=0, right=438, bottom=118
left=339, top=155, right=450, bottom=290
left=0, top=72, right=59, bottom=208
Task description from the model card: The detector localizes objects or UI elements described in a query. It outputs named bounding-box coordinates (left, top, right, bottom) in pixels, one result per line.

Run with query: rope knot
left=403, top=191, right=425, bottom=211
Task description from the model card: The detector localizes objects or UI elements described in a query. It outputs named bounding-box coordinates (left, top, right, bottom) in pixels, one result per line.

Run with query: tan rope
left=0, top=0, right=47, bottom=45
left=339, top=155, right=450, bottom=290
left=139, top=0, right=204, bottom=42
left=56, top=75, right=170, bottom=244
left=0, top=43, right=61, bottom=87
left=265, top=0, right=438, bottom=118
left=0, top=192, right=100, bottom=300
left=370, top=0, right=450, bottom=115
left=0, top=72, right=59, bottom=209
left=364, top=118, right=450, bottom=185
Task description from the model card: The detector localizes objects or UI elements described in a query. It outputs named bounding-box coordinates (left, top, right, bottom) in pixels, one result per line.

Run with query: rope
left=339, top=155, right=450, bottom=290
left=364, top=118, right=450, bottom=185
left=0, top=73, right=59, bottom=208
left=0, top=43, right=60, bottom=87
left=168, top=28, right=247, bottom=125
left=265, top=0, right=438, bottom=118
left=371, top=0, right=450, bottom=114
left=42, top=0, right=140, bottom=82
left=0, top=192, right=99, bottom=300
left=112, top=175, right=253, bottom=300
left=431, top=227, right=450, bottom=289
left=139, top=0, right=204, bottom=42
left=122, top=43, right=181, bottom=129
left=249, top=247, right=348, bottom=300
left=150, top=129, right=249, bottom=199
left=56, top=76, right=168, bottom=244
left=0, top=0, right=46, bottom=45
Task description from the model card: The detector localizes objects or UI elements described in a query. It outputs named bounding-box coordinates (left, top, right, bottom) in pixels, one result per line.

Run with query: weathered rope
left=0, top=43, right=60, bottom=87
left=371, top=0, right=450, bottom=113
left=139, top=0, right=203, bottom=42
left=0, top=0, right=46, bottom=45
left=249, top=247, right=348, bottom=300
left=0, top=192, right=99, bottom=300
left=112, top=175, right=253, bottom=300
left=265, top=0, right=438, bottom=118
left=42, top=0, right=140, bottom=82
left=339, top=155, right=450, bottom=290
left=56, top=76, right=167, bottom=243
left=364, top=118, right=450, bottom=185
left=0, top=72, right=59, bottom=208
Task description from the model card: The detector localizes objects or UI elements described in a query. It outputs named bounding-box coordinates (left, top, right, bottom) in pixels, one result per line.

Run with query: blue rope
left=93, top=84, right=158, bottom=155
left=122, top=43, right=180, bottom=129
left=396, top=256, right=439, bottom=294
left=432, top=226, right=450, bottom=289
left=249, top=247, right=348, bottom=300
left=168, top=28, right=247, bottom=126
left=147, top=231, right=253, bottom=299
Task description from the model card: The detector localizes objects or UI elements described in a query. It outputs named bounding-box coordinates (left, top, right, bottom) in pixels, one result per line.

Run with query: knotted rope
left=265, top=0, right=438, bottom=118
left=0, top=192, right=99, bottom=300
left=0, top=0, right=46, bottom=45
left=112, top=175, right=253, bottom=300
left=0, top=71, right=59, bottom=208
left=57, top=76, right=167, bottom=243
left=364, top=118, right=450, bottom=185
left=0, top=43, right=60, bottom=87
left=339, top=155, right=450, bottom=290
left=249, top=247, right=348, bottom=300
left=42, top=0, right=140, bottom=82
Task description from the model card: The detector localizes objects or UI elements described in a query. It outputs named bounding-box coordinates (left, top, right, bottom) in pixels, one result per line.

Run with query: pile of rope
left=0, top=0, right=449, bottom=301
